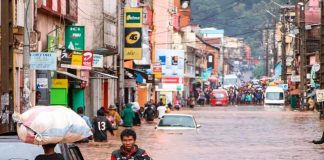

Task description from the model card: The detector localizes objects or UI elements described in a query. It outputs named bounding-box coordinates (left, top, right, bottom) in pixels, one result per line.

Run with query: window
left=266, top=92, right=284, bottom=100
left=158, top=116, right=195, bottom=128
left=224, top=78, right=237, bottom=85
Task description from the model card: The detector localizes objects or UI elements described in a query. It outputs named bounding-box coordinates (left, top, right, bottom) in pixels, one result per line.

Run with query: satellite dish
left=182, top=1, right=189, bottom=9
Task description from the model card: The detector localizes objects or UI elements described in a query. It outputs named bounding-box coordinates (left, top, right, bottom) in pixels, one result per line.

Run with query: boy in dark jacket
left=111, top=129, right=152, bottom=160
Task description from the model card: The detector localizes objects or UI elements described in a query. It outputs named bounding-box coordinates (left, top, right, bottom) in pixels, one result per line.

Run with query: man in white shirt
left=157, top=105, right=167, bottom=119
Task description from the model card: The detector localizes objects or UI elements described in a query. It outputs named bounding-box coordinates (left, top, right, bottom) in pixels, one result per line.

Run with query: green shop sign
left=65, top=26, right=85, bottom=50
left=124, top=8, right=142, bottom=28
left=126, top=12, right=141, bottom=23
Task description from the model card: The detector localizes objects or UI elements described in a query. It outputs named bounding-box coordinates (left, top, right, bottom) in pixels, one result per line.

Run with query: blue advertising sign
left=30, top=52, right=57, bottom=70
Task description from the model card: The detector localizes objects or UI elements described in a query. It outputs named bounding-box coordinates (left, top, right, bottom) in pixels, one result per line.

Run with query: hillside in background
left=191, top=0, right=297, bottom=57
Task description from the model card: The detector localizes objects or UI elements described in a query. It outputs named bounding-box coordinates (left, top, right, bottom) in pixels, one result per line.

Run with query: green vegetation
left=252, top=62, right=265, bottom=79
left=192, top=0, right=297, bottom=57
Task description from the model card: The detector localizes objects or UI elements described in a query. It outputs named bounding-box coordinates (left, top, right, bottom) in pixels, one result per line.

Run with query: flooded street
left=78, top=106, right=324, bottom=160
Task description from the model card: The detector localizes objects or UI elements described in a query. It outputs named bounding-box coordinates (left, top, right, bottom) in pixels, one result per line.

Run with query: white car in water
left=155, top=114, right=201, bottom=130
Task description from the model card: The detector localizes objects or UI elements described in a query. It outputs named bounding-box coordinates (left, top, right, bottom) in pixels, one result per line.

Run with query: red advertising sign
left=82, top=51, right=94, bottom=69
left=153, top=66, right=162, bottom=72
left=162, top=77, right=183, bottom=84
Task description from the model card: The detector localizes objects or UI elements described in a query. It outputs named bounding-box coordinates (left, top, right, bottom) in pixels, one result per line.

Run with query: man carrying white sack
left=35, top=144, right=64, bottom=160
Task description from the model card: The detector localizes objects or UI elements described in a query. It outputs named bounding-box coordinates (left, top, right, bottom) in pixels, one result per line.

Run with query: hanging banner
left=124, top=8, right=142, bottom=28
left=30, top=52, right=57, bottom=70
left=61, top=50, right=93, bottom=70
left=65, top=26, right=85, bottom=50
left=124, top=28, right=142, bottom=60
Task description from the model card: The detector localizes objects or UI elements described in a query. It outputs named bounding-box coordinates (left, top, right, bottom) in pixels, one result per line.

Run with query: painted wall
left=154, top=0, right=173, bottom=49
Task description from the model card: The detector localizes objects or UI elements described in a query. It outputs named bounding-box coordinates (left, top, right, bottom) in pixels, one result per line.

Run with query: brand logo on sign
left=126, top=31, right=141, bottom=44
left=126, top=12, right=141, bottom=23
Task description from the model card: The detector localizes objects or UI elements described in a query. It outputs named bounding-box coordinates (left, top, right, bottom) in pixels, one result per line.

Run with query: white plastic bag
left=16, top=106, right=92, bottom=145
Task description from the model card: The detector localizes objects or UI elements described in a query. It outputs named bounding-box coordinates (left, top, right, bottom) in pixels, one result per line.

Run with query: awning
left=125, top=68, right=148, bottom=79
left=90, top=71, right=118, bottom=79
left=56, top=71, right=88, bottom=82
left=94, top=48, right=118, bottom=56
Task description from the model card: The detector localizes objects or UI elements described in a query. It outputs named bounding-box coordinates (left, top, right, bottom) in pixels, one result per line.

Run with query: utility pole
left=299, top=0, right=306, bottom=108
left=319, top=0, right=324, bottom=118
left=265, top=24, right=269, bottom=76
left=1, top=0, right=14, bottom=132
left=273, top=17, right=277, bottom=72
left=281, top=8, right=287, bottom=83
left=118, top=0, right=125, bottom=111
left=23, top=0, right=32, bottom=112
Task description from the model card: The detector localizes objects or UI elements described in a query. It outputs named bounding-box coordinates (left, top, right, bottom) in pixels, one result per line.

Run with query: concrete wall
left=78, top=0, right=104, bottom=50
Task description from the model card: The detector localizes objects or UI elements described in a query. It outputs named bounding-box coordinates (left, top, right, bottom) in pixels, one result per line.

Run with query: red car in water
left=210, top=89, right=229, bottom=106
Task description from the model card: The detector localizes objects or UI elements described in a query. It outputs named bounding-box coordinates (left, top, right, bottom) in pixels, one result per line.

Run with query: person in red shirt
left=111, top=129, right=152, bottom=160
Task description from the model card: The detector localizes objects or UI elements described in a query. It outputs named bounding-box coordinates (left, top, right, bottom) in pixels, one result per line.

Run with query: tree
left=253, top=62, right=265, bottom=79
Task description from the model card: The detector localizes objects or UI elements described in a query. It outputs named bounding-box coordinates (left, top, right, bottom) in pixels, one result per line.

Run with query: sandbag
left=16, top=106, right=92, bottom=145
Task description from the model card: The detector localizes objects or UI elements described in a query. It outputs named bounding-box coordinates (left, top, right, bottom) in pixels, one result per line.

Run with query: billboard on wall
left=65, top=26, right=85, bottom=50
left=30, top=52, right=57, bottom=70
left=61, top=50, right=94, bottom=70
left=155, top=49, right=185, bottom=78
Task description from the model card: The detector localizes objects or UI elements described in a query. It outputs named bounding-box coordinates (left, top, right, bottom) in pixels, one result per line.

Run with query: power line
left=192, top=0, right=244, bottom=21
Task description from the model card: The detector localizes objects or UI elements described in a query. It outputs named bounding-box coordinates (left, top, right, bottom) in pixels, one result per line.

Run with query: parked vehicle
left=264, top=86, right=285, bottom=105
left=155, top=114, right=201, bottom=130
left=0, top=132, right=84, bottom=160
left=210, top=89, right=229, bottom=106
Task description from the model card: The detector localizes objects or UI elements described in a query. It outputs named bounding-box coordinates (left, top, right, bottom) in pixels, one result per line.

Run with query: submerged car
left=155, top=114, right=201, bottom=130
left=0, top=132, right=84, bottom=160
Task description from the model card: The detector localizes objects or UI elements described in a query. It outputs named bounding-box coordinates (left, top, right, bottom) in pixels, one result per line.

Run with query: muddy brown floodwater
left=78, top=106, right=324, bottom=160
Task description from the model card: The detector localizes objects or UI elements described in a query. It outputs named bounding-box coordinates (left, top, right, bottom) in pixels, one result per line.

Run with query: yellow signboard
left=124, top=8, right=142, bottom=28
left=124, top=48, right=142, bottom=60
left=124, top=27, right=142, bottom=60
left=71, top=51, right=82, bottom=66
left=52, top=79, right=68, bottom=88
left=154, top=72, right=162, bottom=79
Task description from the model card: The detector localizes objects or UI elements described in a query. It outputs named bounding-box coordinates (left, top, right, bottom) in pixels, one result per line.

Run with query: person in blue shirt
left=77, top=107, right=92, bottom=129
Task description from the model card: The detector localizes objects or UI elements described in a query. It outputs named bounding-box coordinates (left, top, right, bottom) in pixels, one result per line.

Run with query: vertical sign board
left=65, top=26, right=85, bottom=50
left=316, top=90, right=324, bottom=102
left=124, top=8, right=142, bottom=60
left=124, top=28, right=142, bottom=60
left=153, top=65, right=162, bottom=79
left=47, top=35, right=58, bottom=52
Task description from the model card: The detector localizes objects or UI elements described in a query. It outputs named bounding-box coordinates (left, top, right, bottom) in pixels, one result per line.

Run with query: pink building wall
left=153, top=0, right=173, bottom=49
